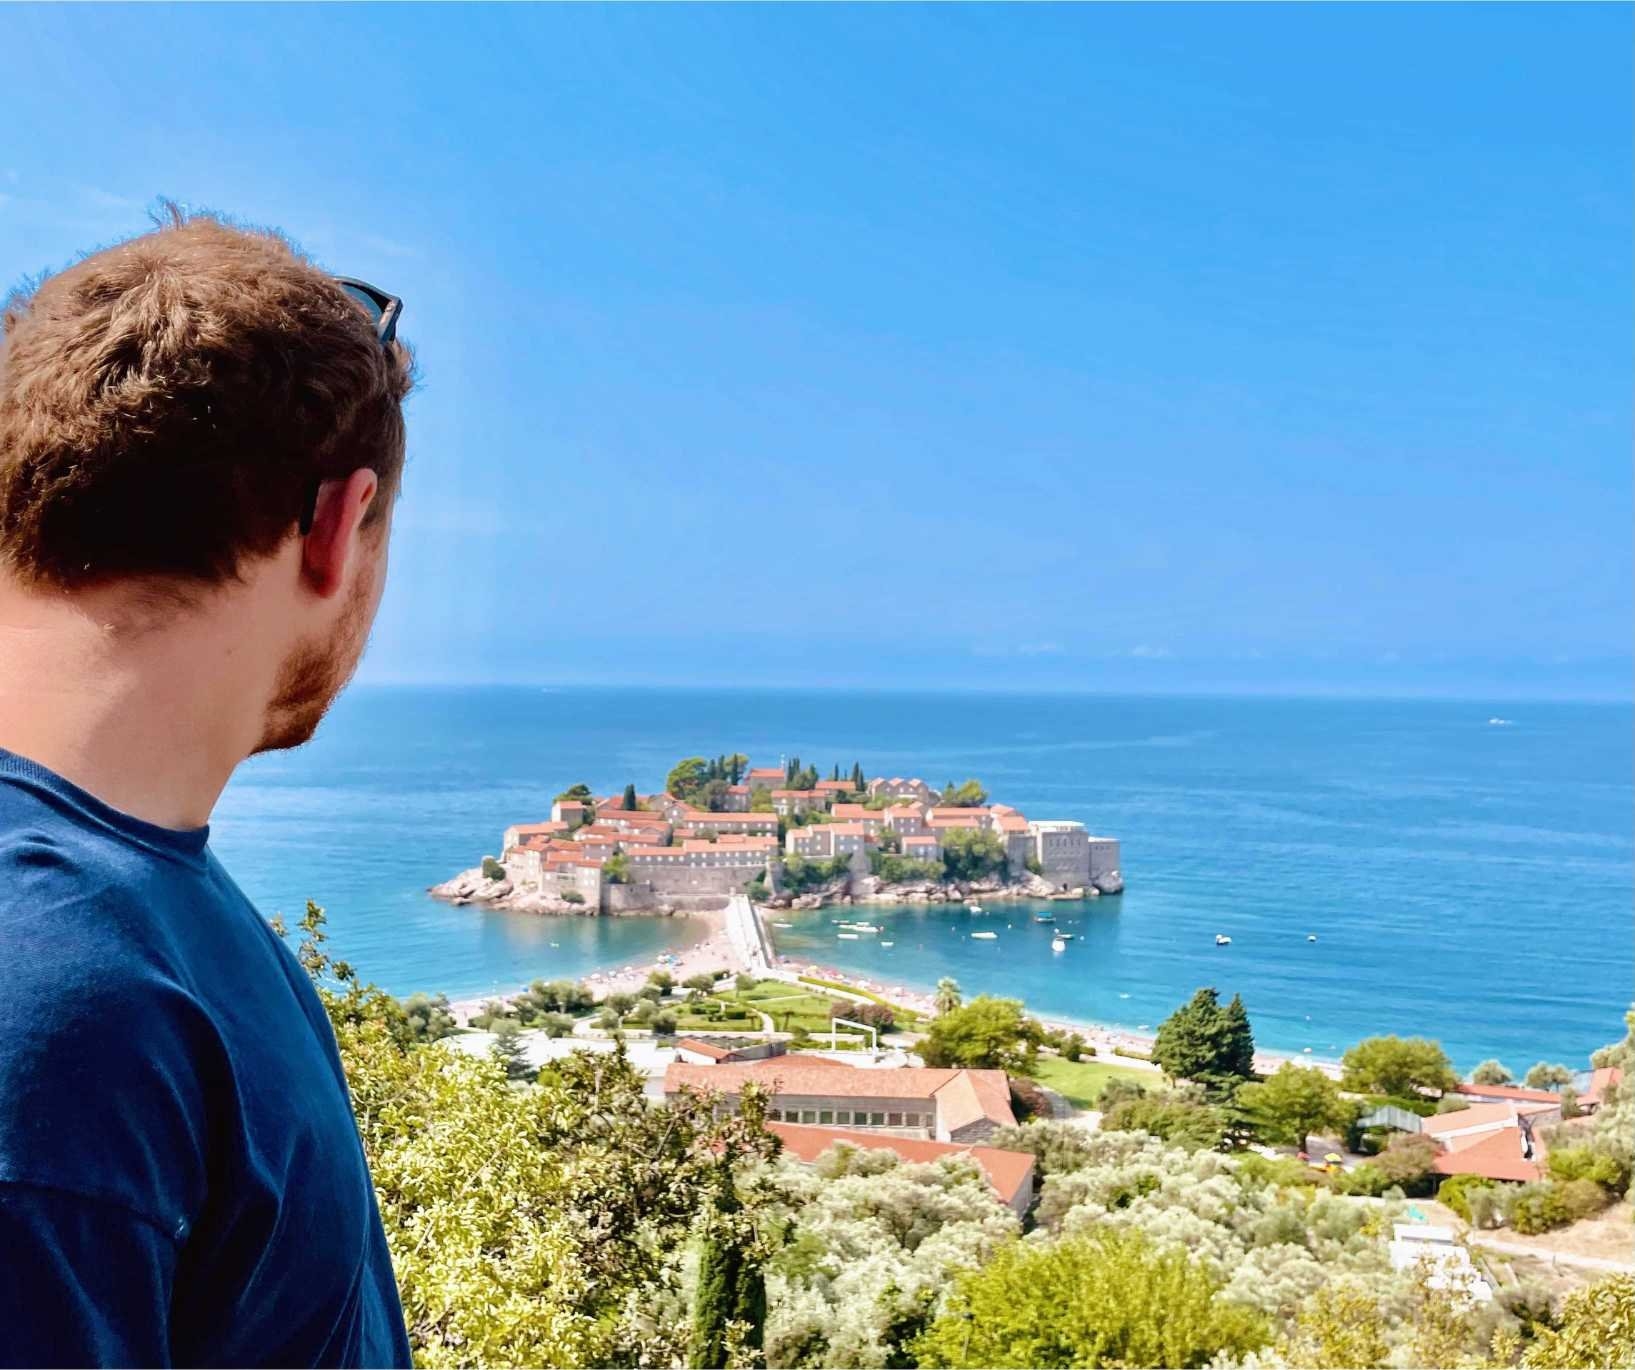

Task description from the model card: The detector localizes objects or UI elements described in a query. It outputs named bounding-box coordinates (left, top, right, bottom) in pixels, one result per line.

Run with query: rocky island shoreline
left=431, top=754, right=1123, bottom=920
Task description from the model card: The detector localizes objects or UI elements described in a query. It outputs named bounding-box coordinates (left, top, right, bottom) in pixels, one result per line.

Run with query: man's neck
left=0, top=578, right=271, bottom=830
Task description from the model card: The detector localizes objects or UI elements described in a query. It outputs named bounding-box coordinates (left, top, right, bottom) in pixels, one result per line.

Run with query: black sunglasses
left=298, top=276, right=404, bottom=535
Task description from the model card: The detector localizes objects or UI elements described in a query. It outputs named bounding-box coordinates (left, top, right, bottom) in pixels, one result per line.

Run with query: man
left=0, top=211, right=415, bottom=1366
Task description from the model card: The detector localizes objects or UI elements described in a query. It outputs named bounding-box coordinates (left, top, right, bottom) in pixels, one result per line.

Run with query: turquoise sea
left=211, top=686, right=1632, bottom=1071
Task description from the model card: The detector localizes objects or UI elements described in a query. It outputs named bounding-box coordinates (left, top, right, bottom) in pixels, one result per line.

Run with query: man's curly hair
left=0, top=205, right=414, bottom=589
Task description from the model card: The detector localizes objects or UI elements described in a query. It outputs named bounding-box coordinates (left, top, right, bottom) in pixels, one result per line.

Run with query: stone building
left=663, top=1057, right=1016, bottom=1143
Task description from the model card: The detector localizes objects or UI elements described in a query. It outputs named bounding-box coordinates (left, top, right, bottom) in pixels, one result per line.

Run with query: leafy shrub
left=560, top=888, right=586, bottom=905
left=1114, top=1046, right=1151, bottom=1061
left=1520, top=1273, right=1635, bottom=1368
left=912, top=1227, right=1270, bottom=1367
left=1558, top=1177, right=1612, bottom=1222
left=1332, top=1163, right=1392, bottom=1197
left=1062, top=1033, right=1087, bottom=1062
left=1506, top=1182, right=1572, bottom=1235
left=1547, top=1142, right=1631, bottom=1196
left=1101, top=1096, right=1228, bottom=1152
left=1467, top=1187, right=1503, bottom=1230
left=1373, top=1134, right=1439, bottom=1195
left=481, top=855, right=506, bottom=881
left=1436, top=1172, right=1498, bottom=1221
left=536, top=1012, right=576, bottom=1039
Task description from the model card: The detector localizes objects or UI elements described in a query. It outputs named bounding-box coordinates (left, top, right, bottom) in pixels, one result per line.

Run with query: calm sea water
left=211, top=686, right=1632, bottom=1070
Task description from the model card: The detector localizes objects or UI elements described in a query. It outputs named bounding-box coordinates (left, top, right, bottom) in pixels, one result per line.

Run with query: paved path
left=1470, top=1236, right=1635, bottom=1273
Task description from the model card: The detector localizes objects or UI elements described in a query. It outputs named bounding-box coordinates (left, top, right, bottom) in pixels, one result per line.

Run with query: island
left=432, top=754, right=1123, bottom=916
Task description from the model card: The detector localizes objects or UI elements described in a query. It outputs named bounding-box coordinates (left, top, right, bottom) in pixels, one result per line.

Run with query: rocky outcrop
left=429, top=865, right=679, bottom=917
left=1092, top=871, right=1125, bottom=895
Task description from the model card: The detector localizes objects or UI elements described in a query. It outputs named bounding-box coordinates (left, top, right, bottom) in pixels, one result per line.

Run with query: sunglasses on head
left=297, top=275, right=404, bottom=534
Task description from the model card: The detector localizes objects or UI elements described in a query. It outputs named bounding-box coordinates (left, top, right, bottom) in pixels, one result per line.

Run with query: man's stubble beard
left=255, top=560, right=378, bottom=755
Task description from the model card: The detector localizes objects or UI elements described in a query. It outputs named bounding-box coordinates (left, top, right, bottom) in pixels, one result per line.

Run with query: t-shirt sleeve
left=0, top=1181, right=178, bottom=1368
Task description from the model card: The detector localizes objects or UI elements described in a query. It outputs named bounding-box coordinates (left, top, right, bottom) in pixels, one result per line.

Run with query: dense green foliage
left=1521, top=1274, right=1635, bottom=1368
left=1339, top=1034, right=1459, bottom=1097
left=1237, top=1063, right=1354, bottom=1149
left=400, top=991, right=458, bottom=1043
left=282, top=902, right=1635, bottom=1370
left=1150, top=987, right=1255, bottom=1091
left=933, top=977, right=962, bottom=1015
left=920, top=995, right=1030, bottom=1071
left=1471, top=1058, right=1514, bottom=1085
left=938, top=779, right=989, bottom=808
left=780, top=852, right=851, bottom=892
left=870, top=851, right=947, bottom=884
left=1101, top=1093, right=1229, bottom=1152
left=1524, top=1061, right=1574, bottom=1091
left=914, top=1228, right=1269, bottom=1368
left=481, top=854, right=507, bottom=880
left=938, top=827, right=1006, bottom=882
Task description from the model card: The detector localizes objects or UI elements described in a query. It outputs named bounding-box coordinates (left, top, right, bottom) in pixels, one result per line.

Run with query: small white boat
left=773, top=921, right=793, bottom=928
left=849, top=923, right=881, bottom=933
left=1053, top=931, right=1075, bottom=941
left=1033, top=912, right=1055, bottom=923
left=1051, top=936, right=1067, bottom=952
left=838, top=932, right=859, bottom=940
left=1306, top=933, right=1317, bottom=942
left=966, top=901, right=984, bottom=913
left=971, top=931, right=998, bottom=941
left=880, top=941, right=894, bottom=948
left=1215, top=934, right=1232, bottom=946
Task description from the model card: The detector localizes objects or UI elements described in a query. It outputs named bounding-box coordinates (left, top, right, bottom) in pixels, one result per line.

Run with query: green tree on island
left=912, top=1228, right=1268, bottom=1368
left=934, top=977, right=963, bottom=1016
left=1150, top=988, right=1256, bottom=1092
left=1237, top=1063, right=1355, bottom=1151
left=940, top=778, right=989, bottom=807
left=920, top=995, right=1030, bottom=1072
left=940, top=827, right=1006, bottom=882
left=1470, top=1058, right=1513, bottom=1086
left=667, top=757, right=709, bottom=803
left=1339, top=1035, right=1458, bottom=1098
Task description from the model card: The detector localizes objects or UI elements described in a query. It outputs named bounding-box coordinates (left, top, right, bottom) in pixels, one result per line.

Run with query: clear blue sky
left=4, top=5, right=1629, bottom=698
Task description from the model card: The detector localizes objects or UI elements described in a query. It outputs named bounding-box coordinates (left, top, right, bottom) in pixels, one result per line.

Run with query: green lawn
left=1030, top=1055, right=1155, bottom=1111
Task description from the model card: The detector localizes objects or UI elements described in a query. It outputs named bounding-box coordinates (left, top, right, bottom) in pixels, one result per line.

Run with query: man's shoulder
left=0, top=819, right=227, bottom=1230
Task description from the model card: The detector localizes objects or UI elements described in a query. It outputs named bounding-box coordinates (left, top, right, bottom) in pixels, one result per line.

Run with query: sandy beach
left=447, top=903, right=750, bottom=1023
left=447, top=904, right=1341, bottom=1077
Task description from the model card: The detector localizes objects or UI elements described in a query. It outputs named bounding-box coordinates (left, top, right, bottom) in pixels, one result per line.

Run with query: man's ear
left=300, top=469, right=380, bottom=598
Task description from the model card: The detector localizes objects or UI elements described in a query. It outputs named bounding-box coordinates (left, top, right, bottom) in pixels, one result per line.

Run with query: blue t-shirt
left=0, top=751, right=412, bottom=1368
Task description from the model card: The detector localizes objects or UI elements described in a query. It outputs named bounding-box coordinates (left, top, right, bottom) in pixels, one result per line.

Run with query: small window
left=819, top=1110, right=834, bottom=1125
left=870, top=1111, right=886, bottom=1127
left=887, top=1112, right=903, bottom=1128
left=836, top=1111, right=852, bottom=1125
left=800, top=1110, right=817, bottom=1125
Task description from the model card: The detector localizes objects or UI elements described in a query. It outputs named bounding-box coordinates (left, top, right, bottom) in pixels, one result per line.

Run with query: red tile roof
left=1452, top=1082, right=1566, bottom=1106
left=768, top=1122, right=1034, bottom=1207
left=1431, top=1127, right=1543, bottom=1183
left=930, top=807, right=991, bottom=820
left=815, top=780, right=852, bottom=792
left=747, top=768, right=785, bottom=781
left=1583, top=1066, right=1624, bottom=1108
left=1422, top=1101, right=1557, bottom=1137
left=664, top=1059, right=1015, bottom=1128
left=675, top=1038, right=734, bottom=1061
left=830, top=804, right=873, bottom=820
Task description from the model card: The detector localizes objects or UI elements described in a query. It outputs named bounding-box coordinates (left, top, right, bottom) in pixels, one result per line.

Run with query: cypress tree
left=1221, top=994, right=1256, bottom=1080
left=622, top=782, right=639, bottom=811
left=689, top=1167, right=763, bottom=1367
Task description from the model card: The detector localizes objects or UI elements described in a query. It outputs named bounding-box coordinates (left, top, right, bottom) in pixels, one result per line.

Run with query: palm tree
left=934, top=977, right=962, bottom=1016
